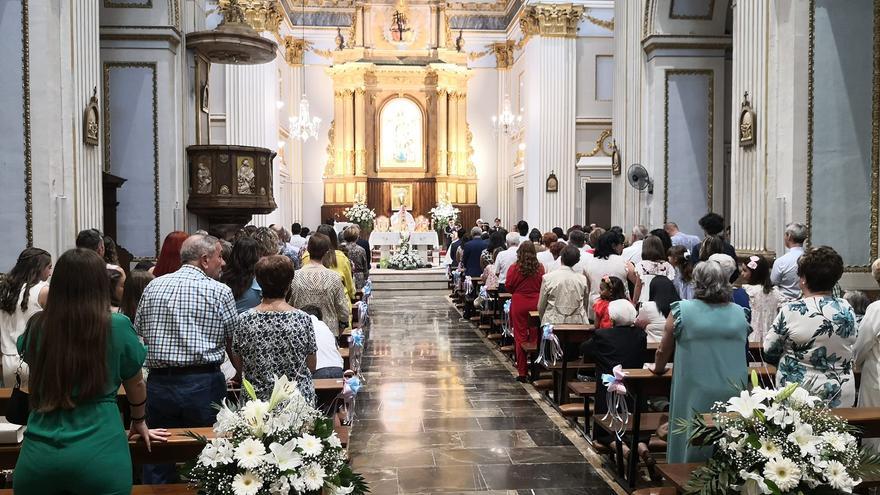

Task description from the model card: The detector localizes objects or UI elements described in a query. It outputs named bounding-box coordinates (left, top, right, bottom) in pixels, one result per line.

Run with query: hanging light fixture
left=491, top=94, right=523, bottom=137
left=289, top=0, right=321, bottom=141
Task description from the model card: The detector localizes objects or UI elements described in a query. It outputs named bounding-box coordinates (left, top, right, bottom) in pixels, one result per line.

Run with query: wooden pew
left=0, top=486, right=197, bottom=494
left=611, top=365, right=777, bottom=489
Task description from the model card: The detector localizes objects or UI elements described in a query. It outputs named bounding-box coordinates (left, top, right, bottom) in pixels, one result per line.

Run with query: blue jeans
left=142, top=371, right=226, bottom=484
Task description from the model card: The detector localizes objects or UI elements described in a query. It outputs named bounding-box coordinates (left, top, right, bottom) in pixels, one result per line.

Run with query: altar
left=369, top=231, right=440, bottom=265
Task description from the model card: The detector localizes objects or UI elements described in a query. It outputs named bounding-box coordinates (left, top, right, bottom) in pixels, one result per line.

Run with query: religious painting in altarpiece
left=379, top=97, right=424, bottom=170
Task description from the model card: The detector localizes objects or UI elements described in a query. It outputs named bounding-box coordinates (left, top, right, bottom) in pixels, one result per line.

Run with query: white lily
left=727, top=390, right=765, bottom=419
left=736, top=470, right=771, bottom=495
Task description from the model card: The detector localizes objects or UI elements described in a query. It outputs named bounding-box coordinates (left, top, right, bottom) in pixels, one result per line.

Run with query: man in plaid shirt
left=134, top=233, right=239, bottom=484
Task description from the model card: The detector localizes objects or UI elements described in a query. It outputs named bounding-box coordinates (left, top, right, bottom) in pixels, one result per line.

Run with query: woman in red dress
left=506, top=242, right=545, bottom=382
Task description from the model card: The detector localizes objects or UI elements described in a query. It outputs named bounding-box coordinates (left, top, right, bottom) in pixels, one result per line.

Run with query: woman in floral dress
left=763, top=246, right=857, bottom=408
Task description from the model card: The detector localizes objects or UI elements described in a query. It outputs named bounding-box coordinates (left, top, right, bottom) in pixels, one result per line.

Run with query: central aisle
left=348, top=293, right=618, bottom=494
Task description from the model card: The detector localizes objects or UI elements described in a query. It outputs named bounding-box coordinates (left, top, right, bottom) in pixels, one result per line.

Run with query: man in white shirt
left=567, top=229, right=592, bottom=277
left=289, top=223, right=307, bottom=253
left=495, top=232, right=521, bottom=291
left=621, top=225, right=648, bottom=263
left=771, top=222, right=807, bottom=300
left=664, top=222, right=701, bottom=251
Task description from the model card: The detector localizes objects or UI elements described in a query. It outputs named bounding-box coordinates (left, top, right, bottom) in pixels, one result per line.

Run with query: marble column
left=342, top=90, right=355, bottom=176
left=437, top=89, right=448, bottom=176
left=730, top=0, right=771, bottom=254
left=457, top=90, right=468, bottom=177
left=354, top=88, right=366, bottom=176
left=520, top=4, right=582, bottom=231
left=283, top=36, right=306, bottom=225
left=448, top=92, right=459, bottom=179
left=333, top=90, right=345, bottom=176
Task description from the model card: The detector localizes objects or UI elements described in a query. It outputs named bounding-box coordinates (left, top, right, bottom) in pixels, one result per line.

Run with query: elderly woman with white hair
left=581, top=300, right=652, bottom=471
left=652, top=258, right=750, bottom=464
left=855, top=259, right=880, bottom=450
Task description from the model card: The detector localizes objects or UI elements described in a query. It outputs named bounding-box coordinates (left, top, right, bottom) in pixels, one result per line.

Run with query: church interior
left=0, top=0, right=879, bottom=493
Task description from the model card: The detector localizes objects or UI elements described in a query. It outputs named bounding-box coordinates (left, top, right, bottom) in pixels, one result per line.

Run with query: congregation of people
left=0, top=221, right=364, bottom=490
left=448, top=213, right=880, bottom=465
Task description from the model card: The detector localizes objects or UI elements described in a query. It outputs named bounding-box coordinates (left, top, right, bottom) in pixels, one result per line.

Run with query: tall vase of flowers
left=429, top=197, right=460, bottom=243
left=185, top=376, right=369, bottom=495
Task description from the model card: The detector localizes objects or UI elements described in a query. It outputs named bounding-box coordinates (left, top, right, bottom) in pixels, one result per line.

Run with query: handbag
left=6, top=323, right=32, bottom=426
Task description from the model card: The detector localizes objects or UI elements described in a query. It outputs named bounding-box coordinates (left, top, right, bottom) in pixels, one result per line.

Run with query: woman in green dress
left=14, top=248, right=170, bottom=494
left=652, top=258, right=750, bottom=464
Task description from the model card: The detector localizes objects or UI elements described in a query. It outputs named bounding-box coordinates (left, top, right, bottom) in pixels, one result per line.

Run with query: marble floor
left=348, top=293, right=619, bottom=495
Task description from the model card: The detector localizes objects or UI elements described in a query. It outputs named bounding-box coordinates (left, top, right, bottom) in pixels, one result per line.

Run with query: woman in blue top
left=652, top=259, right=750, bottom=464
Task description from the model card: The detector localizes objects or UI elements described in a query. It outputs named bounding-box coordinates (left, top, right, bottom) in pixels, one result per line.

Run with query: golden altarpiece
left=319, top=1, right=480, bottom=228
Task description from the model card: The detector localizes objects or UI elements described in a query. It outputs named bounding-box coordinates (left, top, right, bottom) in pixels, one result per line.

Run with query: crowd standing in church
left=0, top=218, right=371, bottom=490
left=446, top=210, right=876, bottom=471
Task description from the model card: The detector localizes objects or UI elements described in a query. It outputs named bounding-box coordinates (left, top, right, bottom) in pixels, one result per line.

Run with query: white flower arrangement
left=387, top=232, right=422, bottom=270
left=683, top=372, right=880, bottom=495
left=429, top=199, right=460, bottom=229
left=186, top=376, right=368, bottom=495
left=343, top=197, right=376, bottom=230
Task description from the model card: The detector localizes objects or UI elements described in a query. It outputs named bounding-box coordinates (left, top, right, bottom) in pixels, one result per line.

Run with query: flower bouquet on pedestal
left=682, top=372, right=880, bottom=495
left=343, top=195, right=376, bottom=233
left=429, top=197, right=460, bottom=233
left=387, top=232, right=422, bottom=270
left=185, top=376, right=368, bottom=495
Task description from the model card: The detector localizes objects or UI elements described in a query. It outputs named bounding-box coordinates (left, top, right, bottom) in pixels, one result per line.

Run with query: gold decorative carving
left=492, top=41, right=515, bottom=69
left=663, top=69, right=714, bottom=225
left=20, top=0, right=32, bottom=247
left=739, top=91, right=756, bottom=148
left=576, top=129, right=612, bottom=158
left=519, top=4, right=585, bottom=39
left=283, top=36, right=308, bottom=65
left=325, top=120, right=336, bottom=177
left=467, top=48, right=492, bottom=61
left=83, top=87, right=100, bottom=147
left=217, top=0, right=282, bottom=34
left=611, top=140, right=621, bottom=176
left=466, top=124, right=476, bottom=177
left=584, top=9, right=614, bottom=31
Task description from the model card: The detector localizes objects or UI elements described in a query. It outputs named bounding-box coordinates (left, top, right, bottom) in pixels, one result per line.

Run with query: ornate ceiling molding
left=519, top=3, right=585, bottom=39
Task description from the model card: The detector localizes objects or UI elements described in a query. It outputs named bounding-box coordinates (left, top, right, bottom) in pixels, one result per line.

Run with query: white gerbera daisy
left=757, top=438, right=782, bottom=460
left=763, top=458, right=802, bottom=491
left=232, top=471, right=263, bottom=495
left=302, top=462, right=327, bottom=491
left=298, top=433, right=324, bottom=457
left=234, top=437, right=267, bottom=469
left=825, top=460, right=856, bottom=491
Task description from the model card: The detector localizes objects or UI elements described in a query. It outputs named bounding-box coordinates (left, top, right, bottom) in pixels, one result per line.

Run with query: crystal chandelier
left=289, top=0, right=320, bottom=141
left=491, top=94, right=523, bottom=136
left=289, top=94, right=321, bottom=141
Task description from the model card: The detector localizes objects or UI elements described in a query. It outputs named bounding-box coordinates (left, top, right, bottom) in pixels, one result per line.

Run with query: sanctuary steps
left=369, top=267, right=449, bottom=297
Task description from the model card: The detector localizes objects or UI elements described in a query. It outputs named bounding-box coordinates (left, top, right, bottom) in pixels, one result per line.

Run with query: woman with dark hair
left=528, top=228, right=543, bottom=251
left=635, top=276, right=681, bottom=343
left=234, top=255, right=317, bottom=403
left=668, top=246, right=694, bottom=300
left=631, top=235, right=675, bottom=303
left=341, top=226, right=369, bottom=290
left=764, top=246, right=857, bottom=408
left=102, top=234, right=120, bottom=265
left=506, top=242, right=545, bottom=382
left=585, top=231, right=632, bottom=320
left=220, top=236, right=263, bottom=313
left=0, top=247, right=52, bottom=387
left=551, top=227, right=568, bottom=243
left=482, top=229, right=507, bottom=270
left=108, top=268, right=126, bottom=313
left=120, top=270, right=155, bottom=321
left=301, top=224, right=355, bottom=301
left=698, top=234, right=725, bottom=262
left=740, top=255, right=784, bottom=343
left=14, top=248, right=168, bottom=493
left=288, top=233, right=351, bottom=333
left=653, top=259, right=749, bottom=463
left=650, top=228, right=673, bottom=254
left=151, top=231, right=189, bottom=277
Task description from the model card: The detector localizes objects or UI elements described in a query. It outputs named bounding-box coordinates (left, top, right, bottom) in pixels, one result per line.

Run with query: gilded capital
left=219, top=0, right=283, bottom=34
left=519, top=3, right=585, bottom=38
left=283, top=36, right=307, bottom=65
left=492, top=40, right=515, bottom=69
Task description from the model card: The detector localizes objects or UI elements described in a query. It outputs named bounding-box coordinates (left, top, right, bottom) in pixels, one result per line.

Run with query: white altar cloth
left=369, top=231, right=440, bottom=265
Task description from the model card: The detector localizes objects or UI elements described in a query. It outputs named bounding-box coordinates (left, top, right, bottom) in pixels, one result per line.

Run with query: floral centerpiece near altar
left=429, top=197, right=460, bottom=231
left=386, top=232, right=422, bottom=270
left=185, top=376, right=368, bottom=495
left=343, top=195, right=376, bottom=231
left=682, top=372, right=880, bottom=495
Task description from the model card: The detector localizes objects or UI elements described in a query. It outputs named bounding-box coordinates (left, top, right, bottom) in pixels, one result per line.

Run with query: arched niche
left=377, top=95, right=426, bottom=171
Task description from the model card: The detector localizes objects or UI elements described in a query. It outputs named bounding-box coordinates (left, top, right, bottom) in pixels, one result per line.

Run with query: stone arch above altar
left=320, top=52, right=480, bottom=229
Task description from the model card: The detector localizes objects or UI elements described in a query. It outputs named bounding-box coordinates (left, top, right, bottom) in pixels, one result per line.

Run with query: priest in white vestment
left=390, top=204, right=416, bottom=232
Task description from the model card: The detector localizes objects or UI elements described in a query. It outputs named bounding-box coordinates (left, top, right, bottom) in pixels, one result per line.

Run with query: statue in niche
left=466, top=126, right=476, bottom=177
left=83, top=87, right=99, bottom=148
left=237, top=157, right=255, bottom=194
left=455, top=30, right=464, bottom=52
left=390, top=2, right=410, bottom=42
left=325, top=120, right=336, bottom=176
left=196, top=162, right=212, bottom=194
left=335, top=27, right=345, bottom=50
